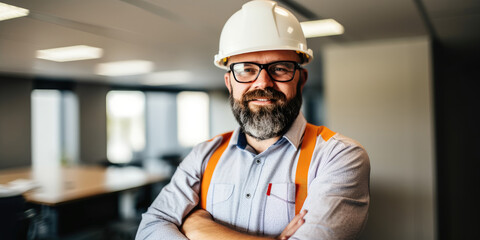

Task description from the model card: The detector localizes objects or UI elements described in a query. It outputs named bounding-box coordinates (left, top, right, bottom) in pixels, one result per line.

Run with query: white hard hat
left=214, top=0, right=314, bottom=70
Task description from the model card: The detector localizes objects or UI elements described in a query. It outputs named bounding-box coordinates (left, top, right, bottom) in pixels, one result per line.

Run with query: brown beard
left=230, top=85, right=302, bottom=140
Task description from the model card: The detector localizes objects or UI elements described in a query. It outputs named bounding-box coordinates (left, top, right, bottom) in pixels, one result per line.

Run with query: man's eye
left=243, top=68, right=257, bottom=74
left=272, top=67, right=289, bottom=73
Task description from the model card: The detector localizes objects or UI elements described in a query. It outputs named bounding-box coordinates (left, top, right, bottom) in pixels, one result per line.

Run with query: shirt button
left=246, top=193, right=251, bottom=199
left=256, top=159, right=261, bottom=164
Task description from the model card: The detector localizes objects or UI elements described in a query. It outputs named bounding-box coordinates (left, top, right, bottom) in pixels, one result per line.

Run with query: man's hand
left=181, top=209, right=307, bottom=240
left=277, top=210, right=307, bottom=240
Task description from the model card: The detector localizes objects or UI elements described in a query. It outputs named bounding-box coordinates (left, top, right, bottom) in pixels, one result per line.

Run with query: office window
left=106, top=91, right=146, bottom=164
left=177, top=91, right=209, bottom=147
left=144, top=91, right=179, bottom=158
left=31, top=89, right=79, bottom=167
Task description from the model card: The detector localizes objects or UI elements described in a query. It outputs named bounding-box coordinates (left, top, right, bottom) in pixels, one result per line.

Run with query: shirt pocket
left=263, top=183, right=296, bottom=236
left=211, top=183, right=235, bottom=225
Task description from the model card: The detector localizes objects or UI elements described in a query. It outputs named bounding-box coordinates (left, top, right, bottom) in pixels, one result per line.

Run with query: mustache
left=242, top=88, right=287, bottom=102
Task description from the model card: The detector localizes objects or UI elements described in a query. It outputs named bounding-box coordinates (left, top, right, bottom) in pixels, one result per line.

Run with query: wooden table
left=0, top=165, right=167, bottom=205
left=0, top=165, right=170, bottom=238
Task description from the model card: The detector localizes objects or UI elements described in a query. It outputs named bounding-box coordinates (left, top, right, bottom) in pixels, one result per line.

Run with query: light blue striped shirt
left=136, top=113, right=370, bottom=239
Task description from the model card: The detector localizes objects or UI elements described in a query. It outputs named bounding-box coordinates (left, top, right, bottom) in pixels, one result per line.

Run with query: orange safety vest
left=200, top=123, right=336, bottom=214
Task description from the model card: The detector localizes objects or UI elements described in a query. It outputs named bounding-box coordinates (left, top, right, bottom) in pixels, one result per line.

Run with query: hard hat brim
left=214, top=48, right=313, bottom=70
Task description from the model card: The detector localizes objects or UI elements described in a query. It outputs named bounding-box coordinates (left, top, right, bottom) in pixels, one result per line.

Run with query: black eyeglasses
left=229, top=61, right=301, bottom=83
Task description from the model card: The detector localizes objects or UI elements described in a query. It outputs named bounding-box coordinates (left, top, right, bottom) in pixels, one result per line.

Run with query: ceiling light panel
left=301, top=19, right=345, bottom=38
left=36, top=45, right=104, bottom=62
left=96, top=60, right=154, bottom=76
left=0, top=2, right=29, bottom=21
left=142, top=70, right=192, bottom=86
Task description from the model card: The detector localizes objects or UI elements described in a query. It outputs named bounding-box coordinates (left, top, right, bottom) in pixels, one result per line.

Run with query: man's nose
left=251, top=69, right=274, bottom=89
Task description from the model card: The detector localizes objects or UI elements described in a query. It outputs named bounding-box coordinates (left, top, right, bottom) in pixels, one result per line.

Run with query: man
left=136, top=1, right=370, bottom=239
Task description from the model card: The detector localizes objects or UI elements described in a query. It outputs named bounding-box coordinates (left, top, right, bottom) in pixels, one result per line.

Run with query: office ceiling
left=0, top=0, right=478, bottom=90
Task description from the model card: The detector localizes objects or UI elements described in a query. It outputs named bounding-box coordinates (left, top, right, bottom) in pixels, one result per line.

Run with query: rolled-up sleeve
left=135, top=147, right=204, bottom=240
left=292, top=139, right=371, bottom=239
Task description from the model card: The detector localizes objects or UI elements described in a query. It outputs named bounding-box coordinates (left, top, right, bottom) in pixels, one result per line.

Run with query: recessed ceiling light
left=96, top=60, right=154, bottom=76
left=300, top=19, right=344, bottom=38
left=36, top=45, right=103, bottom=62
left=142, top=70, right=192, bottom=86
left=0, top=2, right=29, bottom=21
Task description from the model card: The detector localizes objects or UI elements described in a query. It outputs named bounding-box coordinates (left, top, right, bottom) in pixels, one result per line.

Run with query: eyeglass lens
left=231, top=61, right=297, bottom=82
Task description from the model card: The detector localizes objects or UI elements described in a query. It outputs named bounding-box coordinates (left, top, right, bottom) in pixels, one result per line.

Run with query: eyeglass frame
left=228, top=61, right=302, bottom=83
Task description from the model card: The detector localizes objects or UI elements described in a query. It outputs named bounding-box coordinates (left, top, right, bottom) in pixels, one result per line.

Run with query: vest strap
left=200, top=131, right=233, bottom=210
left=295, top=124, right=317, bottom=214
left=295, top=124, right=336, bottom=214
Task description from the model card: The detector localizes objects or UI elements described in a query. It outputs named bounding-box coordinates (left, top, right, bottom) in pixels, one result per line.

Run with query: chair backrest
left=0, top=194, right=27, bottom=240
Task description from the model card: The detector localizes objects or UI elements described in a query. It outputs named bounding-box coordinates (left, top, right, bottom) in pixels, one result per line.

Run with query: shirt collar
left=281, top=112, right=306, bottom=150
left=231, top=112, right=307, bottom=151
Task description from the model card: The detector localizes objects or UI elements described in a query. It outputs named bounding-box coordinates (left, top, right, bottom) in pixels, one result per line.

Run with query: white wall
left=323, top=37, right=435, bottom=239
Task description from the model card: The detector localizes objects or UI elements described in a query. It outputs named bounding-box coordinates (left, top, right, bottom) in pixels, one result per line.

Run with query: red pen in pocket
left=266, top=183, right=295, bottom=204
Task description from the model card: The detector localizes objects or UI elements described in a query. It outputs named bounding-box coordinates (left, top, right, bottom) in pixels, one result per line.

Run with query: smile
left=248, top=98, right=276, bottom=106
left=249, top=97, right=276, bottom=102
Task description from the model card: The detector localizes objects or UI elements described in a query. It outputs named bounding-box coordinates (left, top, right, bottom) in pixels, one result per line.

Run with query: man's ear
left=299, top=69, right=308, bottom=90
left=224, top=72, right=232, bottom=93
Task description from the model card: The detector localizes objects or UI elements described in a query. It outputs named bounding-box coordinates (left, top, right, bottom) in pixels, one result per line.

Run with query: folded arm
left=181, top=209, right=307, bottom=240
